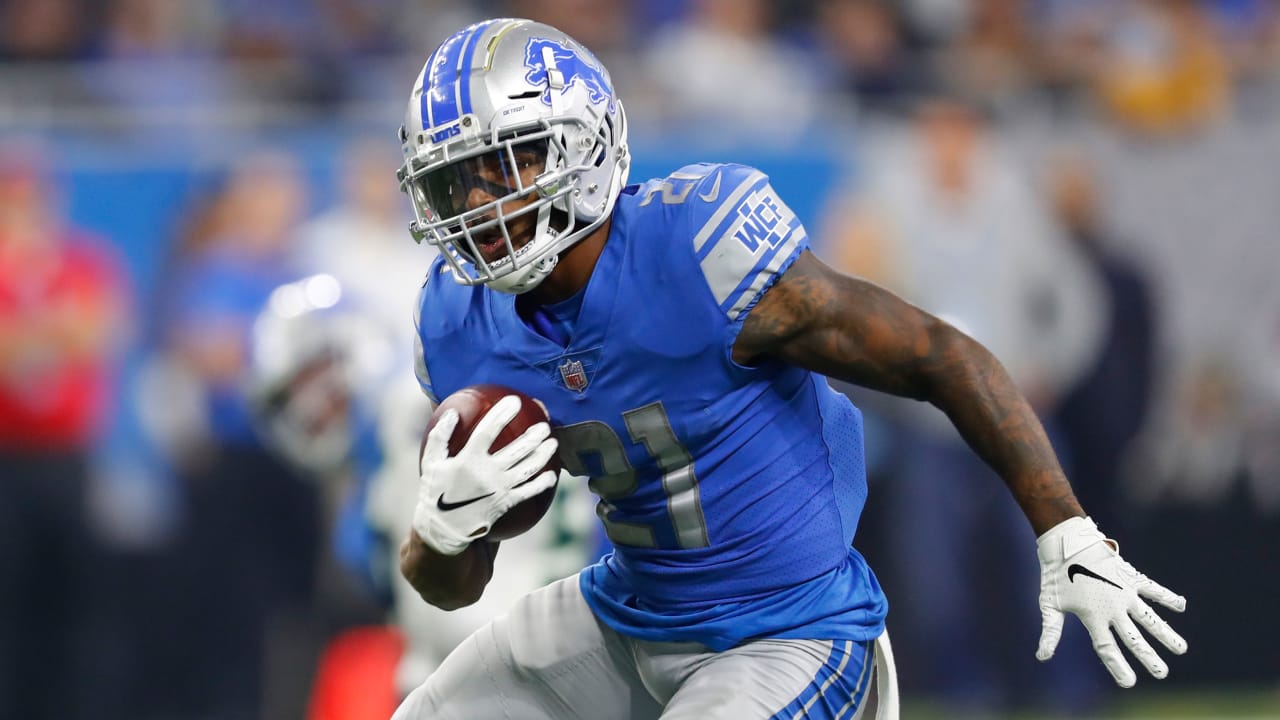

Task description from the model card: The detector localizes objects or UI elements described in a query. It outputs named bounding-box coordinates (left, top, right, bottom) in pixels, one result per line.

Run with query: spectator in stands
left=642, top=0, right=821, bottom=141
left=0, top=144, right=130, bottom=719
left=92, top=0, right=232, bottom=139
left=940, top=0, right=1045, bottom=114
left=813, top=0, right=932, bottom=118
left=0, top=0, right=91, bottom=61
left=1095, top=0, right=1232, bottom=135
left=502, top=0, right=631, bottom=57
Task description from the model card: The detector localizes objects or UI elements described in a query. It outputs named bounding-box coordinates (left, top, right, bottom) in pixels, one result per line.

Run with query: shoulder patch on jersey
left=686, top=167, right=809, bottom=322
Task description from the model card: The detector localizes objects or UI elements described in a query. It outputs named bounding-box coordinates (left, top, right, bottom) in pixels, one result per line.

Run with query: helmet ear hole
left=591, top=115, right=615, bottom=168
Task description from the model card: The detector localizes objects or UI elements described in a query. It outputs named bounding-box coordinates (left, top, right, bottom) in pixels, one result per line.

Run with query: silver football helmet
left=397, top=18, right=630, bottom=294
left=248, top=275, right=398, bottom=473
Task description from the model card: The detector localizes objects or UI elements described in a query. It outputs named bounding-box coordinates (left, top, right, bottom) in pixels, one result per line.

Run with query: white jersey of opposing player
left=365, top=370, right=599, bottom=694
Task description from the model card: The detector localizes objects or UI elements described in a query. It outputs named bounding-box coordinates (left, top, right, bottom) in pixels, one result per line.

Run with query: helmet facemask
left=402, top=123, right=571, bottom=293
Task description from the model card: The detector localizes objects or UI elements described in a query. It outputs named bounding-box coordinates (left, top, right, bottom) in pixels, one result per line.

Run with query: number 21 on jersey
left=556, top=401, right=710, bottom=550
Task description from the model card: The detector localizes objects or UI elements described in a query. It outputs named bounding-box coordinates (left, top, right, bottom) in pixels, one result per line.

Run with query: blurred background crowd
left=2, top=0, right=1279, bottom=718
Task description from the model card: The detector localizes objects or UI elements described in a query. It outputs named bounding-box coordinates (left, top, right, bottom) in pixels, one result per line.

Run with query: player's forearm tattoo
left=924, top=339, right=1084, bottom=535
left=740, top=252, right=1082, bottom=535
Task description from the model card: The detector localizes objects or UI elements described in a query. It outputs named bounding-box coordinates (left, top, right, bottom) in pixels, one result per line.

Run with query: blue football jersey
left=414, top=163, right=887, bottom=651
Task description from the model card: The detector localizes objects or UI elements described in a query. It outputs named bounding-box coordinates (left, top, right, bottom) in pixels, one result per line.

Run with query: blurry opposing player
left=247, top=274, right=601, bottom=708
left=393, top=18, right=1188, bottom=720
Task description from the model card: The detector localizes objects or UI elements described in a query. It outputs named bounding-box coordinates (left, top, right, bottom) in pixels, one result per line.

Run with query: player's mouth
left=474, top=230, right=506, bottom=262
left=473, top=227, right=532, bottom=264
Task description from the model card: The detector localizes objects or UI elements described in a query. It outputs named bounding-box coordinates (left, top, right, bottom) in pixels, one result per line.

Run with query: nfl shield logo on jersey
left=559, top=359, right=589, bottom=392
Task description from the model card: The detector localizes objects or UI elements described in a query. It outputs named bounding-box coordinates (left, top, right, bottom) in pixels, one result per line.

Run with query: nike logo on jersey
left=1067, top=563, right=1124, bottom=590
left=698, top=171, right=722, bottom=203
left=436, top=491, right=495, bottom=511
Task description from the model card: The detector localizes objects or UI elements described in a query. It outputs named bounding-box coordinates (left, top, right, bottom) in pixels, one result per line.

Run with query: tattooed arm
left=734, top=250, right=1082, bottom=534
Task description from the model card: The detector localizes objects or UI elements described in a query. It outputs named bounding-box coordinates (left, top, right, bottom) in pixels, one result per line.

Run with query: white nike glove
left=412, top=395, right=559, bottom=556
left=1036, top=516, right=1188, bottom=687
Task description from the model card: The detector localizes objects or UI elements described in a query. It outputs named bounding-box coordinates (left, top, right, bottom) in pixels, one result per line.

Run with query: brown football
left=421, top=384, right=560, bottom=541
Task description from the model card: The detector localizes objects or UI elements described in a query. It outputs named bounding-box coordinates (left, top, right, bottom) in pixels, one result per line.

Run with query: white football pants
left=392, top=574, right=899, bottom=719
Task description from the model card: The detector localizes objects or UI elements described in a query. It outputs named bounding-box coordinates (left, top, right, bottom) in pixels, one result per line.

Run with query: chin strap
left=487, top=252, right=558, bottom=295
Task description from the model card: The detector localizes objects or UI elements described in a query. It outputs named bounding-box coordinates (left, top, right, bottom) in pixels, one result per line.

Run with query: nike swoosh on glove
left=412, top=395, right=559, bottom=556
left=1036, top=516, right=1187, bottom=687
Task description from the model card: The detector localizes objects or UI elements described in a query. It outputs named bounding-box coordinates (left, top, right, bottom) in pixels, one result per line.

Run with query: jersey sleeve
left=686, top=164, right=809, bottom=324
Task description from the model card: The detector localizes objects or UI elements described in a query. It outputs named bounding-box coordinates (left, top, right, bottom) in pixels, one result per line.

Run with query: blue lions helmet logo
left=523, top=38, right=616, bottom=113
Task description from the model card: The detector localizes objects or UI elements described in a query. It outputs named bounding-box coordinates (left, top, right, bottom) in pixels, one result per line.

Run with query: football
left=421, top=384, right=560, bottom=541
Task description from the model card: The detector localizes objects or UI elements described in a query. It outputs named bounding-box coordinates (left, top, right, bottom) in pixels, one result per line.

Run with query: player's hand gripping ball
left=421, top=384, right=561, bottom=540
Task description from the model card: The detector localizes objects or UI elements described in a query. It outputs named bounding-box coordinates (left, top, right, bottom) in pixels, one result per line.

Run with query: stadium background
left=1, top=0, right=1277, bottom=718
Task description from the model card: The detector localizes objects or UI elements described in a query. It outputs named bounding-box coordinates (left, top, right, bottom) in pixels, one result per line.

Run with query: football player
left=394, top=19, right=1188, bottom=720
